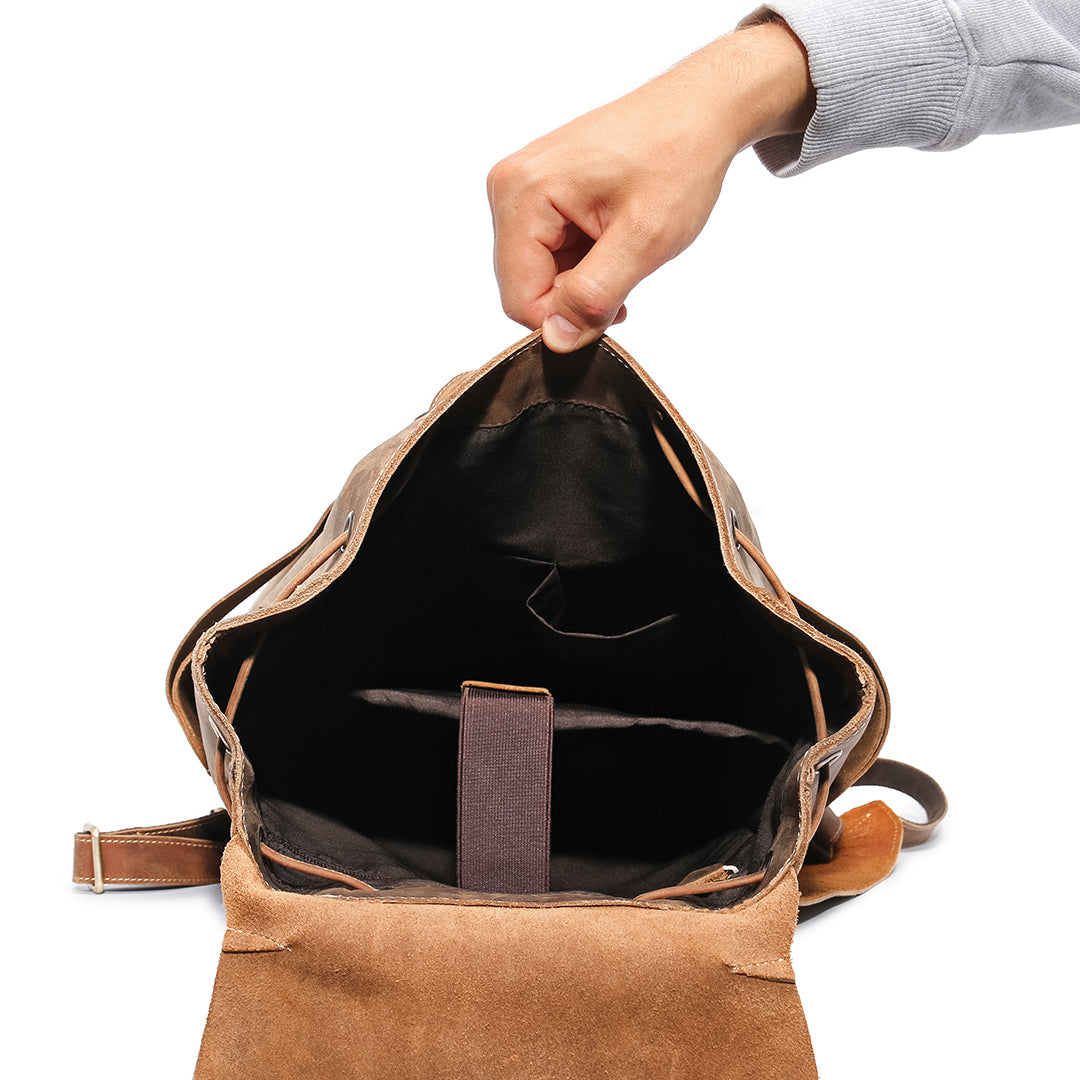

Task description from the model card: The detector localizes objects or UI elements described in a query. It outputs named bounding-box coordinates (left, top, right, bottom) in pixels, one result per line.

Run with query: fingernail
left=543, top=314, right=581, bottom=352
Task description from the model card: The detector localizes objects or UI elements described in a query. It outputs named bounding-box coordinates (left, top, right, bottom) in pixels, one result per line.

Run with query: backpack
left=73, top=332, right=945, bottom=1078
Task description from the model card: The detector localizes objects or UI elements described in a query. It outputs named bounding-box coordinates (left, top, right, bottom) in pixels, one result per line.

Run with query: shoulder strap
left=73, top=811, right=229, bottom=893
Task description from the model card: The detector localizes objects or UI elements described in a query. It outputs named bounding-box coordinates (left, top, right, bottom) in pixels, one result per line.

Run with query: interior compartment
left=249, top=687, right=795, bottom=897
left=217, top=371, right=856, bottom=906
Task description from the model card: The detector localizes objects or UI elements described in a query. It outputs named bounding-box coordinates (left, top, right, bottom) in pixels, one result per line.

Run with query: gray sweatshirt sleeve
left=740, top=1, right=1080, bottom=176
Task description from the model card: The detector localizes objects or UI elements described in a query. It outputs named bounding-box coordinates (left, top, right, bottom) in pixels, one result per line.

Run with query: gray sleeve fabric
left=740, top=1, right=1080, bottom=176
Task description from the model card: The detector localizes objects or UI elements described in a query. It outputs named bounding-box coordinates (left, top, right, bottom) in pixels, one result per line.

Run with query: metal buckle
left=84, top=823, right=104, bottom=894
left=340, top=510, right=355, bottom=551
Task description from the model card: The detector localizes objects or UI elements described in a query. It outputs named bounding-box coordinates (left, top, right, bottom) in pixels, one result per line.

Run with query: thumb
left=541, top=222, right=660, bottom=353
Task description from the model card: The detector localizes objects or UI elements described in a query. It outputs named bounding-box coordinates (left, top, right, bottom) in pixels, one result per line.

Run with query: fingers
left=486, top=28, right=787, bottom=352
left=488, top=156, right=643, bottom=350
left=487, top=93, right=725, bottom=352
left=488, top=158, right=568, bottom=331
left=540, top=220, right=663, bottom=352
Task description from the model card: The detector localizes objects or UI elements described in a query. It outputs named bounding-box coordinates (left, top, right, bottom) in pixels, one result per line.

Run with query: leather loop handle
left=854, top=758, right=948, bottom=847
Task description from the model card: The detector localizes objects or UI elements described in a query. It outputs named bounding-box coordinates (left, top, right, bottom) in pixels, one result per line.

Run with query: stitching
left=265, top=834, right=374, bottom=881
left=75, top=837, right=223, bottom=848
left=886, top=804, right=903, bottom=854
left=73, top=875, right=218, bottom=884
left=597, top=339, right=631, bottom=374
left=730, top=957, right=790, bottom=970
left=225, top=926, right=291, bottom=951
left=474, top=399, right=635, bottom=431
left=317, top=894, right=717, bottom=911
left=130, top=817, right=224, bottom=836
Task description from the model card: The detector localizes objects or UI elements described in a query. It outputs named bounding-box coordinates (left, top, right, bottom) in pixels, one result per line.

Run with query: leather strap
left=855, top=758, right=947, bottom=848
left=457, top=681, right=554, bottom=894
left=805, top=755, right=946, bottom=864
left=797, top=800, right=904, bottom=905
left=797, top=759, right=948, bottom=905
left=806, top=806, right=845, bottom=864
left=73, top=811, right=229, bottom=891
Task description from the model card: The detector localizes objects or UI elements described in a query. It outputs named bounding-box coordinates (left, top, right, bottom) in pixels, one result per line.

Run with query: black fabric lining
left=355, top=687, right=792, bottom=744
left=224, top=397, right=860, bottom=905
left=250, top=689, right=792, bottom=897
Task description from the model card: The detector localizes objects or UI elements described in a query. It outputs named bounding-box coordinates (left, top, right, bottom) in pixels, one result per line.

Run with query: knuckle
left=487, top=154, right=539, bottom=200
left=485, top=160, right=508, bottom=199
left=500, top=294, right=539, bottom=329
left=558, top=276, right=621, bottom=326
left=622, top=205, right=677, bottom=262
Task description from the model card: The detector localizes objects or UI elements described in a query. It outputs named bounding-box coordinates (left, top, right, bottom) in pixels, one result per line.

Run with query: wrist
left=702, top=20, right=815, bottom=151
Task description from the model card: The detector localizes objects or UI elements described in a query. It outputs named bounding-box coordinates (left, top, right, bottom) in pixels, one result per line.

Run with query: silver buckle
left=340, top=510, right=355, bottom=550
left=84, top=823, right=104, bottom=894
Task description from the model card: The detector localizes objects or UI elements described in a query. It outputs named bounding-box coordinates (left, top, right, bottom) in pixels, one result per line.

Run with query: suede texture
left=196, top=841, right=817, bottom=1080
left=797, top=800, right=904, bottom=904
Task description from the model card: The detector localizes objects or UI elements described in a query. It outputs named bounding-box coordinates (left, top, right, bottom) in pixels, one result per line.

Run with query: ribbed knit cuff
left=739, top=1, right=971, bottom=176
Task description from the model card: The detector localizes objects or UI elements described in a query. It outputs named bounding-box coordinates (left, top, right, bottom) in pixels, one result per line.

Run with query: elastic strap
left=457, top=681, right=554, bottom=895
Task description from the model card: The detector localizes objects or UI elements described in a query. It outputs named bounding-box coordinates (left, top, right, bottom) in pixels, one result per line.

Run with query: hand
left=487, top=20, right=814, bottom=352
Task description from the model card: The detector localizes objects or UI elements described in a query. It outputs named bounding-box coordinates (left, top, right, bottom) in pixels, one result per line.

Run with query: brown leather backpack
left=74, top=332, right=945, bottom=1078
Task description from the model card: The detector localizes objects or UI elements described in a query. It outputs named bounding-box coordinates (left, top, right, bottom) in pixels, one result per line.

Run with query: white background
left=3, top=2, right=1077, bottom=1076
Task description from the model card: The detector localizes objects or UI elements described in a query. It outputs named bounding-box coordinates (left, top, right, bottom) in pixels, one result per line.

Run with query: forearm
left=664, top=19, right=815, bottom=153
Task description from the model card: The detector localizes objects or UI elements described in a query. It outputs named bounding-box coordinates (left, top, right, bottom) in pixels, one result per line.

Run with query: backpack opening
left=217, top=375, right=859, bottom=905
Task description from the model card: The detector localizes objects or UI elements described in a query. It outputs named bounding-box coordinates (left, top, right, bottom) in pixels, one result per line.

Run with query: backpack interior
left=208, top=346, right=861, bottom=906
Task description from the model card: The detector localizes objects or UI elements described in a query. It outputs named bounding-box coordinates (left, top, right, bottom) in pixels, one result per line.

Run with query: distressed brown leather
left=859, top=758, right=948, bottom=847
left=198, top=842, right=816, bottom=1080
left=73, top=812, right=228, bottom=888
left=797, top=801, right=904, bottom=904
left=76, top=332, right=945, bottom=1079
